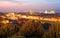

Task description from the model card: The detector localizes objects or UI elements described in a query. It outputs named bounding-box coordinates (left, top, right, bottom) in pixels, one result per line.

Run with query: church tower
left=29, top=9, right=33, bottom=14
left=44, top=10, right=48, bottom=14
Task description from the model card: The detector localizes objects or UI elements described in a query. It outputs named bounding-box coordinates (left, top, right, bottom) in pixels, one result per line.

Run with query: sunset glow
left=0, top=0, right=60, bottom=12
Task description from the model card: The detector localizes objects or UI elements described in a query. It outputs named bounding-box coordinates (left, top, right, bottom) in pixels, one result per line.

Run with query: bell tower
left=29, top=9, right=33, bottom=14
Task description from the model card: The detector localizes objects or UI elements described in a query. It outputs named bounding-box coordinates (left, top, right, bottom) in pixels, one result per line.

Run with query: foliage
left=0, top=19, right=60, bottom=38
left=19, top=20, right=43, bottom=38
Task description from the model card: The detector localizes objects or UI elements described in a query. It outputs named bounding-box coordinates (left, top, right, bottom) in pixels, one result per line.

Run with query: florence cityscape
left=0, top=0, right=60, bottom=38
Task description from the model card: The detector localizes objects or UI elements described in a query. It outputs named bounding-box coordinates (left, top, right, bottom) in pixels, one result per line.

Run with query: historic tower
left=29, top=9, right=33, bottom=14
left=44, top=10, right=48, bottom=14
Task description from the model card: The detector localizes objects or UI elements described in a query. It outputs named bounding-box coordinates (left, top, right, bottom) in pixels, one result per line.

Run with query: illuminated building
left=44, top=8, right=55, bottom=14
left=2, top=20, right=9, bottom=24
left=1, top=16, right=6, bottom=18
left=50, top=8, right=55, bottom=14
left=6, top=13, right=17, bottom=20
left=44, top=10, right=49, bottom=14
left=29, top=9, right=33, bottom=14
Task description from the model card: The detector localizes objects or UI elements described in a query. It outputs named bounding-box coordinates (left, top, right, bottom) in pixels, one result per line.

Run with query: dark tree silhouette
left=42, top=22, right=51, bottom=32
left=19, top=20, right=44, bottom=38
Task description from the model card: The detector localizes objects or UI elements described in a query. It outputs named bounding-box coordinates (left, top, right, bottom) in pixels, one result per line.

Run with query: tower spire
left=44, top=10, right=48, bottom=14
left=29, top=9, right=33, bottom=14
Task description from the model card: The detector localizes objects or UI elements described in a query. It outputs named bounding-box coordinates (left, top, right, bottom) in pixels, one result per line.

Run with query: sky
left=0, top=0, right=60, bottom=12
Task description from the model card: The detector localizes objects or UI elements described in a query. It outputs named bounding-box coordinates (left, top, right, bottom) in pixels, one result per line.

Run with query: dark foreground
left=0, top=19, right=60, bottom=38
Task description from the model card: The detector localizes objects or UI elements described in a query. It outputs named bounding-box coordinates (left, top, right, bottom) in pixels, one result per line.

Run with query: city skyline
left=0, top=0, right=60, bottom=12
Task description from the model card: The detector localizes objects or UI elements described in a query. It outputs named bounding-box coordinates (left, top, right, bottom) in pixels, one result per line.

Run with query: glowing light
left=2, top=20, right=9, bottom=24
left=50, top=8, right=55, bottom=14
left=30, top=9, right=33, bottom=14
left=23, top=16, right=27, bottom=18
left=1, top=16, right=6, bottom=18
left=44, top=10, right=48, bottom=14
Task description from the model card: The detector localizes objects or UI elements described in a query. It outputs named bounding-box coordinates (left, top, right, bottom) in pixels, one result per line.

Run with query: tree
left=19, top=20, right=44, bottom=38
left=42, top=22, right=51, bottom=32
